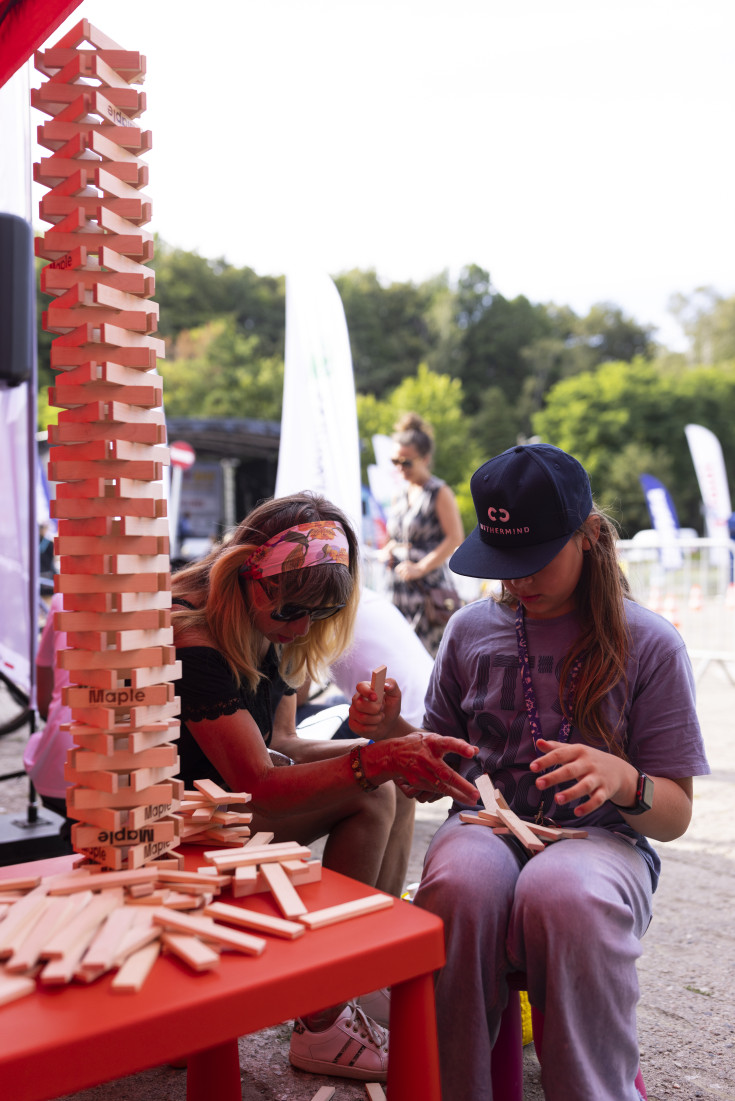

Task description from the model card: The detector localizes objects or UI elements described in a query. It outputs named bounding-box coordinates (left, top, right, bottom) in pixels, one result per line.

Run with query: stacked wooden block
left=33, top=20, right=181, bottom=871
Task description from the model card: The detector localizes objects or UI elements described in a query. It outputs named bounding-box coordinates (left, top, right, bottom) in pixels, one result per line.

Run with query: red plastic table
left=0, top=850, right=445, bottom=1101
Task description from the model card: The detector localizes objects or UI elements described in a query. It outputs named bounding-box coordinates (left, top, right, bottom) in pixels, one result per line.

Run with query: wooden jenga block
left=111, top=939, right=160, bottom=993
left=370, top=665, right=387, bottom=706
left=204, top=902, right=305, bottom=941
left=0, top=891, right=51, bottom=958
left=365, top=1085, right=387, bottom=1101
left=150, top=908, right=266, bottom=957
left=475, top=773, right=500, bottom=814
left=81, top=905, right=137, bottom=972
left=46, top=869, right=156, bottom=895
left=193, top=779, right=251, bottom=805
left=0, top=876, right=41, bottom=893
left=298, top=894, right=394, bottom=931
left=259, top=862, right=308, bottom=920
left=161, top=932, right=220, bottom=972
left=4, top=896, right=79, bottom=972
left=0, top=968, right=36, bottom=1008
left=310, top=1088, right=336, bottom=1101
left=204, top=843, right=310, bottom=871
left=495, top=806, right=546, bottom=853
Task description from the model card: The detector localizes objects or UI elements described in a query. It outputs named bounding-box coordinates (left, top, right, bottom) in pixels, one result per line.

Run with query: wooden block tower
left=33, top=20, right=183, bottom=871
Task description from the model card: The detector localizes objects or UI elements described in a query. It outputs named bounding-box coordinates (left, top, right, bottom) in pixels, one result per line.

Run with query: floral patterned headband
left=239, top=521, right=350, bottom=580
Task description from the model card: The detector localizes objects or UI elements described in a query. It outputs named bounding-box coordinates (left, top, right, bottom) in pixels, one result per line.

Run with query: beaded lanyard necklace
left=515, top=602, right=584, bottom=822
left=515, top=602, right=583, bottom=821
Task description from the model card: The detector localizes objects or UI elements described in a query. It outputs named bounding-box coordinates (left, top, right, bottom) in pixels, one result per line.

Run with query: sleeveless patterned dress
left=386, top=474, right=451, bottom=657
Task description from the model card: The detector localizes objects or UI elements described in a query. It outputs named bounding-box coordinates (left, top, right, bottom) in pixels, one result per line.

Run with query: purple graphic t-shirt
left=424, top=597, right=709, bottom=889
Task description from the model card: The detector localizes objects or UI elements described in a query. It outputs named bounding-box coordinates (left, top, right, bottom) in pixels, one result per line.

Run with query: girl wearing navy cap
left=350, top=444, right=709, bottom=1101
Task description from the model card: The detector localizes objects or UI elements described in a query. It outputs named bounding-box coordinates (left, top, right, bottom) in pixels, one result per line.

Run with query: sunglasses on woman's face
left=270, top=602, right=346, bottom=623
left=391, top=458, right=413, bottom=468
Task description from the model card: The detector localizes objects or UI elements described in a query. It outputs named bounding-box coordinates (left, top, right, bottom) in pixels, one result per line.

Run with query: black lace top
left=174, top=605, right=295, bottom=789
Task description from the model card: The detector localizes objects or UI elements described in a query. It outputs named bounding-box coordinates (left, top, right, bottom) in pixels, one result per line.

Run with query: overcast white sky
left=33, top=0, right=735, bottom=350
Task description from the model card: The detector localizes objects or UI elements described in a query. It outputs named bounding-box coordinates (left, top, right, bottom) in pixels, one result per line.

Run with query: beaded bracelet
left=349, top=744, right=379, bottom=792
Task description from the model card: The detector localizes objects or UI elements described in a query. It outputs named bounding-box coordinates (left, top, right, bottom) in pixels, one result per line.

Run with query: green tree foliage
left=669, top=287, right=735, bottom=365
left=533, top=359, right=735, bottom=533
left=356, top=364, right=483, bottom=533
left=334, top=269, right=437, bottom=398
left=159, top=318, right=283, bottom=421
left=151, top=241, right=285, bottom=358
left=32, top=237, right=735, bottom=543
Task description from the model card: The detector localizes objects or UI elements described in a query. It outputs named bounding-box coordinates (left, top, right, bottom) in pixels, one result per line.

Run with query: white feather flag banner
left=684, top=424, right=732, bottom=542
left=275, top=273, right=362, bottom=533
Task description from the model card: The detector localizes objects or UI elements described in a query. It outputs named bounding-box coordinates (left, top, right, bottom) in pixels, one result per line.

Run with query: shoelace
left=347, top=1002, right=388, bottom=1049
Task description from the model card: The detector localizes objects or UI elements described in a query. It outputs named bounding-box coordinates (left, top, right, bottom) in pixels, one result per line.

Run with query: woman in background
left=381, top=412, right=464, bottom=656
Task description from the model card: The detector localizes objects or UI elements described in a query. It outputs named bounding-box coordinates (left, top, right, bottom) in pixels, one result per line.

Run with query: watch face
left=639, top=773, right=654, bottom=810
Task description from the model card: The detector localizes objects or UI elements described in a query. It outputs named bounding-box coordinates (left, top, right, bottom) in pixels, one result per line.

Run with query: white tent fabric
left=275, top=272, right=361, bottom=534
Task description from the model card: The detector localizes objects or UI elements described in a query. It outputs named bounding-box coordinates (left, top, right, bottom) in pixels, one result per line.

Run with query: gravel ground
left=0, top=662, right=733, bottom=1100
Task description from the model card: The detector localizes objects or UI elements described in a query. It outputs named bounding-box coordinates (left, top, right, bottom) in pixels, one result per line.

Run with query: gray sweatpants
left=414, top=814, right=653, bottom=1101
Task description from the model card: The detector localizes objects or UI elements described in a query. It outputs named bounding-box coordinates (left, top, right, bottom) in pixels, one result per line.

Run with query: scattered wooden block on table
left=0, top=967, right=36, bottom=1007
left=111, top=939, right=160, bottom=993
left=259, top=861, right=308, bottom=920
left=150, top=907, right=267, bottom=957
left=365, top=1085, right=387, bottom=1101
left=203, top=902, right=306, bottom=941
left=0, top=876, right=41, bottom=893
left=204, top=843, right=311, bottom=871
left=298, top=893, right=394, bottom=931
left=161, top=932, right=220, bottom=972
left=193, top=779, right=250, bottom=805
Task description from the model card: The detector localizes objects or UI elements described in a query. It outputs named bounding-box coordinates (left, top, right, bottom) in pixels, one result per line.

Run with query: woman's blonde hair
left=172, top=492, right=360, bottom=691
left=496, top=505, right=632, bottom=755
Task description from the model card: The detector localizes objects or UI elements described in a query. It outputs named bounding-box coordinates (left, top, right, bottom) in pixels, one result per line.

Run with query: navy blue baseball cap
left=450, top=444, right=593, bottom=580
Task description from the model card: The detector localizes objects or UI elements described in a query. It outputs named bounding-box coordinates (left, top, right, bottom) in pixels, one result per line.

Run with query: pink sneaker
left=289, top=1002, right=389, bottom=1081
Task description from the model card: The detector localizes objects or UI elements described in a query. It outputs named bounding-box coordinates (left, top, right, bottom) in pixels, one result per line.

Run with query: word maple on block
left=33, top=19, right=180, bottom=872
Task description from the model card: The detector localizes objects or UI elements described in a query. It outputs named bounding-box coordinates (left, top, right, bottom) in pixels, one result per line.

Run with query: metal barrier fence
left=616, top=537, right=735, bottom=682
left=365, top=539, right=735, bottom=682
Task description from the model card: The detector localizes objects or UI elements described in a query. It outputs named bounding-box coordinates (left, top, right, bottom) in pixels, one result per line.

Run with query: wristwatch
left=612, top=771, right=654, bottom=815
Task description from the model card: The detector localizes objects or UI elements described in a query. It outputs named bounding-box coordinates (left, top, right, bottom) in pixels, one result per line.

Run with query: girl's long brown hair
left=497, top=506, right=632, bottom=755
left=172, top=492, right=360, bottom=692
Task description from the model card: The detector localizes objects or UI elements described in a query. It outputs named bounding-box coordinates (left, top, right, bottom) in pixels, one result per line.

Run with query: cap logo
left=487, top=506, right=510, bottom=522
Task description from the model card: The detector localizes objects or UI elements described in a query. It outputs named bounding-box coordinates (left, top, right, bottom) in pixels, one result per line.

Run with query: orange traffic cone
left=662, top=594, right=681, bottom=630
left=688, top=584, right=703, bottom=611
left=647, top=586, right=663, bottom=614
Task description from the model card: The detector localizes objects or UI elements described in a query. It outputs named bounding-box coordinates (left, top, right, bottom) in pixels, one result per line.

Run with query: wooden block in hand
left=370, top=665, right=387, bottom=706
left=475, top=773, right=500, bottom=813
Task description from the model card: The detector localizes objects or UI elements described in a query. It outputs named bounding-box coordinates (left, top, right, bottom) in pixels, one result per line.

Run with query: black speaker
left=0, top=212, right=34, bottom=386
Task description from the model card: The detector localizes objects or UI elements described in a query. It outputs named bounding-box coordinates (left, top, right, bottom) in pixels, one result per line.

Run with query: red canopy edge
left=0, top=0, right=83, bottom=89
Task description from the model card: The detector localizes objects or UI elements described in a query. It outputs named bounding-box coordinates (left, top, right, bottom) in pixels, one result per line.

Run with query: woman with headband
left=171, top=491, right=479, bottom=1083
